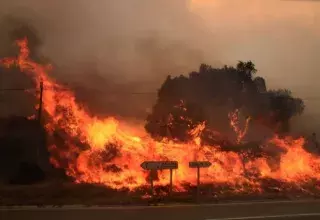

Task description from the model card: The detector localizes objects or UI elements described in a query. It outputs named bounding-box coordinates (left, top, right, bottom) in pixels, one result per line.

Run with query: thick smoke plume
left=0, top=0, right=217, bottom=119
left=0, top=0, right=319, bottom=134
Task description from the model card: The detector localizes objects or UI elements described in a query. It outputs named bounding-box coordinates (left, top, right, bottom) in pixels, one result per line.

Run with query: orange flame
left=228, top=109, right=251, bottom=144
left=1, top=38, right=320, bottom=194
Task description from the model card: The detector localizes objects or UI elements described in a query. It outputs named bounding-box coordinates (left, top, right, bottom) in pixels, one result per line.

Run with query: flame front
left=1, top=38, right=320, bottom=194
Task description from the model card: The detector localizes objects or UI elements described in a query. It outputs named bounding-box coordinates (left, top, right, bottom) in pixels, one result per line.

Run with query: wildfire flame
left=228, top=109, right=251, bottom=144
left=1, top=38, right=320, bottom=194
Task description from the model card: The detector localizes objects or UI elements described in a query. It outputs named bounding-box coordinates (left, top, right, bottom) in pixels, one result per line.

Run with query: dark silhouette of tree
left=266, top=89, right=304, bottom=133
left=0, top=116, right=49, bottom=184
left=253, top=77, right=266, bottom=92
left=145, top=61, right=305, bottom=144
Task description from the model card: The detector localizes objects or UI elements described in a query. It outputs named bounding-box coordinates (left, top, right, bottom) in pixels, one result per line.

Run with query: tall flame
left=1, top=38, right=320, bottom=193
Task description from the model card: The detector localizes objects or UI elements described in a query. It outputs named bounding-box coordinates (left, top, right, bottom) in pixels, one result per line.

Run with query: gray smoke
left=0, top=0, right=220, bottom=119
left=0, top=0, right=320, bottom=136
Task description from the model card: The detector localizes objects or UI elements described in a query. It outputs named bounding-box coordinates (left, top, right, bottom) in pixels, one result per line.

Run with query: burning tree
left=145, top=62, right=305, bottom=145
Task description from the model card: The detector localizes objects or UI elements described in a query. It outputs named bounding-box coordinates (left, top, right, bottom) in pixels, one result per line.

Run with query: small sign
left=140, top=161, right=178, bottom=170
left=189, top=161, right=212, bottom=168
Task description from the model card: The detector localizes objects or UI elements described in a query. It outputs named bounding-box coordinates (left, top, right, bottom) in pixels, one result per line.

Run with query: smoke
left=191, top=0, right=320, bottom=134
left=0, top=0, right=320, bottom=134
left=0, top=0, right=220, bottom=119
left=0, top=0, right=216, bottom=77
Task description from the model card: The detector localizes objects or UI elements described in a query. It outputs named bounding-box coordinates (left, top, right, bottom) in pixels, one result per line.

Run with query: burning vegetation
left=0, top=38, right=320, bottom=198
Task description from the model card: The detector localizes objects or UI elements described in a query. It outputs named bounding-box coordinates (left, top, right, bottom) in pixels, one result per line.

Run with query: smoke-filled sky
left=0, top=0, right=320, bottom=131
left=191, top=0, right=320, bottom=90
left=190, top=0, right=320, bottom=132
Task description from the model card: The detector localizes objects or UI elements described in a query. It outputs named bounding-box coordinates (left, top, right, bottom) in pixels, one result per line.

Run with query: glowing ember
left=1, top=38, right=320, bottom=193
left=228, top=109, right=251, bottom=144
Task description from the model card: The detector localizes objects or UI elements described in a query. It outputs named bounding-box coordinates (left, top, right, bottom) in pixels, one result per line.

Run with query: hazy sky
left=2, top=0, right=319, bottom=88
left=189, top=0, right=320, bottom=125
left=190, top=0, right=320, bottom=88
left=1, top=0, right=320, bottom=130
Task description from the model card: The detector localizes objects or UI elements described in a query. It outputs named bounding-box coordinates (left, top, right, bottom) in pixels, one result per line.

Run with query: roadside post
left=141, top=161, right=178, bottom=198
left=189, top=161, right=212, bottom=202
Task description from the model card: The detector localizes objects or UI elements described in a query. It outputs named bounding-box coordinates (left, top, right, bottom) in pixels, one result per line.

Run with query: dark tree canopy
left=0, top=116, right=49, bottom=184
left=145, top=61, right=305, bottom=144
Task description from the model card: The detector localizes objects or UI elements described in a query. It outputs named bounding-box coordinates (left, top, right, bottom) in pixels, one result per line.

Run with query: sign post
left=141, top=161, right=178, bottom=198
left=150, top=172, right=154, bottom=196
left=189, top=161, right=212, bottom=202
left=169, top=168, right=173, bottom=197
